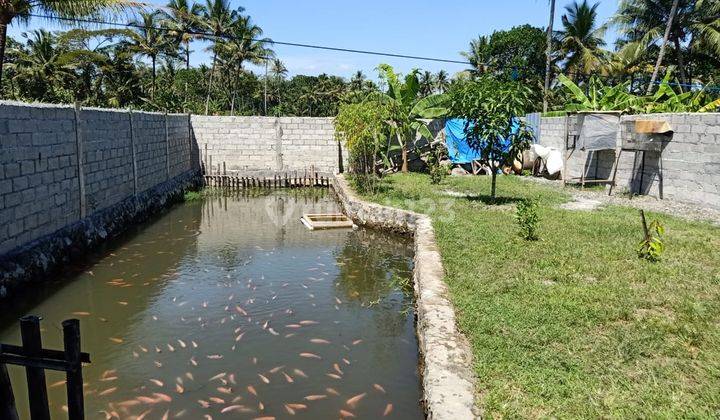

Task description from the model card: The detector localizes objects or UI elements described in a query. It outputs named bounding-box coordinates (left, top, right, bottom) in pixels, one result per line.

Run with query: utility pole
left=264, top=58, right=268, bottom=116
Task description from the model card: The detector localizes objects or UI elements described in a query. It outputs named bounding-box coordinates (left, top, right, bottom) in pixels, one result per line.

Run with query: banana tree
left=375, top=64, right=448, bottom=172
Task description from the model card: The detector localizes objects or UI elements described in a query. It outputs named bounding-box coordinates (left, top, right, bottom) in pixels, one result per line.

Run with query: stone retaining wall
left=332, top=174, right=479, bottom=419
left=537, top=113, right=720, bottom=209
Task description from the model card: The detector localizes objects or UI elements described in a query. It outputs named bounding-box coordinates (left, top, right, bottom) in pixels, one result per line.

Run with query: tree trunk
left=205, top=50, right=217, bottom=115
left=543, top=0, right=556, bottom=113
left=185, top=39, right=190, bottom=70
left=0, top=22, right=8, bottom=100
left=151, top=55, right=156, bottom=100
left=401, top=144, right=408, bottom=173
left=647, top=0, right=680, bottom=95
left=491, top=168, right=497, bottom=198
left=673, top=36, right=687, bottom=90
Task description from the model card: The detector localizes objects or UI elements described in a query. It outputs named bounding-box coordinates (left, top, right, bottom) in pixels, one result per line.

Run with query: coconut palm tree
left=162, top=0, right=203, bottom=70
left=419, top=70, right=435, bottom=95
left=613, top=0, right=720, bottom=89
left=200, top=0, right=239, bottom=114
left=543, top=0, right=556, bottom=112
left=124, top=11, right=175, bottom=99
left=435, top=70, right=450, bottom=92
left=0, top=0, right=133, bottom=98
left=461, top=35, right=490, bottom=76
left=557, top=0, right=607, bottom=78
left=218, top=15, right=272, bottom=114
left=270, top=58, right=287, bottom=80
left=7, top=29, right=76, bottom=101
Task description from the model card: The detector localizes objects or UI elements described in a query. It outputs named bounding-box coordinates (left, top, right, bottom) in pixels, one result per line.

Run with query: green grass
left=361, top=173, right=720, bottom=418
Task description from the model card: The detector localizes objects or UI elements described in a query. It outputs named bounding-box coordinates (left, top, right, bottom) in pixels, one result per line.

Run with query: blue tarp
left=444, top=118, right=519, bottom=164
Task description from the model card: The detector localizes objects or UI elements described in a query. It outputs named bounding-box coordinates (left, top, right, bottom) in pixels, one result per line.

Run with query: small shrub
left=426, top=147, right=448, bottom=184
left=516, top=198, right=540, bottom=240
left=637, top=211, right=665, bottom=262
left=349, top=173, right=382, bottom=195
left=184, top=190, right=202, bottom=201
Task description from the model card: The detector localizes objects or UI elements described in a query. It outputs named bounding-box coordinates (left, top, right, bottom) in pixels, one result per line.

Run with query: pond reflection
left=0, top=190, right=422, bottom=419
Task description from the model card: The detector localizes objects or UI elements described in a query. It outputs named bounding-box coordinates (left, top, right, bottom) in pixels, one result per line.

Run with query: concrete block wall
left=1, top=101, right=196, bottom=255
left=0, top=103, right=80, bottom=254
left=536, top=113, right=720, bottom=209
left=191, top=116, right=344, bottom=174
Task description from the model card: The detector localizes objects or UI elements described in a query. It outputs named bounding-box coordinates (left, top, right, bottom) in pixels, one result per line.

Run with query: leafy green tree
left=461, top=25, right=547, bottom=83
left=374, top=64, right=449, bottom=173
left=448, top=78, right=534, bottom=198
left=0, top=0, right=133, bottom=98
left=419, top=70, right=435, bottom=95
left=335, top=99, right=390, bottom=185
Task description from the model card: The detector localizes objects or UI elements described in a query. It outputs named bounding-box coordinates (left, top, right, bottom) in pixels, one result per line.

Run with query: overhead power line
left=27, top=14, right=471, bottom=65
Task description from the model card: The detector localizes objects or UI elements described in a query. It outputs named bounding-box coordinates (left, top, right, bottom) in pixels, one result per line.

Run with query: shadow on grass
left=465, top=195, right=524, bottom=205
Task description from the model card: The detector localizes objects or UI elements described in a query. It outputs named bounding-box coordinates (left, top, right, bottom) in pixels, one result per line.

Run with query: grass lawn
left=359, top=173, right=720, bottom=418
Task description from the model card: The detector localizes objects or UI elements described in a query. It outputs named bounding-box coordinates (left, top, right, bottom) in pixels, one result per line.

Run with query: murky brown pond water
left=0, top=190, right=423, bottom=419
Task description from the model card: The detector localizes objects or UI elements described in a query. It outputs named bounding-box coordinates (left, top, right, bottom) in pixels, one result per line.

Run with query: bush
left=426, top=147, right=448, bottom=184
left=516, top=198, right=540, bottom=240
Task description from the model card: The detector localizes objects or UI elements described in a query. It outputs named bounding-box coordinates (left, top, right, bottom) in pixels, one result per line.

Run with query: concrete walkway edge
left=332, top=174, right=479, bottom=419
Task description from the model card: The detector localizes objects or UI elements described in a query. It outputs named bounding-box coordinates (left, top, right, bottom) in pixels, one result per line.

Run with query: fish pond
left=0, top=190, right=423, bottom=419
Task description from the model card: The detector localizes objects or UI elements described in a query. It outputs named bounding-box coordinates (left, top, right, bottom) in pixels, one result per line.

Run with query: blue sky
left=7, top=0, right=620, bottom=80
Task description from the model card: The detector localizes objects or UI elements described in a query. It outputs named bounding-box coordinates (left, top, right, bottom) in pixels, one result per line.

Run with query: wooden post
left=0, top=363, right=19, bottom=420
left=20, top=316, right=50, bottom=420
left=63, top=319, right=84, bottom=420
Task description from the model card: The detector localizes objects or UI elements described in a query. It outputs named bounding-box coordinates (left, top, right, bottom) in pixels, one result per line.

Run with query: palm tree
left=162, top=0, right=203, bottom=70
left=647, top=0, right=680, bottom=93
left=435, top=70, right=450, bottom=92
left=200, top=0, right=239, bottom=114
left=419, top=70, right=435, bottom=95
left=218, top=15, right=272, bottom=114
left=544, top=0, right=556, bottom=112
left=124, top=11, right=174, bottom=99
left=557, top=0, right=607, bottom=78
left=270, top=58, right=287, bottom=80
left=613, top=0, right=720, bottom=89
left=350, top=70, right=365, bottom=90
left=7, top=29, right=76, bottom=101
left=460, top=36, right=490, bottom=76
left=0, top=0, right=133, bottom=98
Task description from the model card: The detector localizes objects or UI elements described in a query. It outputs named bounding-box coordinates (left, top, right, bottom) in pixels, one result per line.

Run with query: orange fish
left=217, top=387, right=232, bottom=394
left=326, top=373, right=342, bottom=380
left=326, top=387, right=340, bottom=396
left=299, top=353, right=321, bottom=360
left=383, top=403, right=393, bottom=416
left=299, top=320, right=318, bottom=325
left=269, top=366, right=284, bottom=374
left=247, top=385, right=257, bottom=396
left=339, top=409, right=356, bottom=418
left=98, top=387, right=117, bottom=396
left=258, top=374, right=270, bottom=384
left=352, top=339, right=363, bottom=346
left=108, top=337, right=124, bottom=344
left=304, top=395, right=326, bottom=401
left=284, top=405, right=296, bottom=415
left=72, top=312, right=91, bottom=316
left=346, top=393, right=366, bottom=408
left=333, top=363, right=343, bottom=375
left=373, top=383, right=386, bottom=394
left=153, top=393, right=172, bottom=402
left=282, top=372, right=294, bottom=383
left=149, top=379, right=164, bottom=387
left=221, top=405, right=245, bottom=413
left=209, top=397, right=225, bottom=404
left=310, top=338, right=331, bottom=345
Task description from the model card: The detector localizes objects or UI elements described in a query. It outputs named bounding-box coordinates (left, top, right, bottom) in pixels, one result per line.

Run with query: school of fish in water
left=1, top=195, right=422, bottom=420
